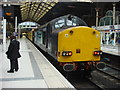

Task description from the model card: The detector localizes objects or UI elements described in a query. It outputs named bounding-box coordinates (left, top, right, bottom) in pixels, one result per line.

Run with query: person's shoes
left=15, top=69, right=18, bottom=72
left=7, top=70, right=14, bottom=73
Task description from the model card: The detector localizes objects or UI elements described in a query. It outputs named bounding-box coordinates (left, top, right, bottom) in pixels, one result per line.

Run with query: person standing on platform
left=6, top=36, right=21, bottom=73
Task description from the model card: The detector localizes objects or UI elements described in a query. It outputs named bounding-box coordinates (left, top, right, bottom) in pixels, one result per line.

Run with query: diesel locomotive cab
left=27, top=14, right=105, bottom=74
left=55, top=15, right=105, bottom=71
left=53, top=15, right=87, bottom=30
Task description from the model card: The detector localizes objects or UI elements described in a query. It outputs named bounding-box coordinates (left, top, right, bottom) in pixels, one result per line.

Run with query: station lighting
left=20, top=0, right=58, bottom=22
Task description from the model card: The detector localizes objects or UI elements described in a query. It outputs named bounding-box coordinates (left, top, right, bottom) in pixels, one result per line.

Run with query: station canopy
left=19, top=0, right=93, bottom=24
left=20, top=1, right=57, bottom=22
left=1, top=0, right=120, bottom=26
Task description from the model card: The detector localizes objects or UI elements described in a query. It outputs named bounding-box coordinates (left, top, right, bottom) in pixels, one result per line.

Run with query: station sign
left=3, top=6, right=14, bottom=19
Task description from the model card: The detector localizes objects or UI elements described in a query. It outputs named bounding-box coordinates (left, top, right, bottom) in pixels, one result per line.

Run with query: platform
left=0, top=37, right=75, bottom=89
left=101, top=45, right=120, bottom=56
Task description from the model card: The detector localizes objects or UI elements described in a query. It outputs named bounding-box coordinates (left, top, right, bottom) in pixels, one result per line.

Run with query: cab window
left=66, top=16, right=87, bottom=26
left=54, top=19, right=65, bottom=29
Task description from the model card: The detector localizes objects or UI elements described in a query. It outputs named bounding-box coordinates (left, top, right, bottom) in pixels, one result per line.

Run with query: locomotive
left=27, top=14, right=105, bottom=73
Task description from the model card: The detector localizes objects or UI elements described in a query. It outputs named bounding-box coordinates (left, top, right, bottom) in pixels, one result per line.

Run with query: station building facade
left=97, top=10, right=120, bottom=46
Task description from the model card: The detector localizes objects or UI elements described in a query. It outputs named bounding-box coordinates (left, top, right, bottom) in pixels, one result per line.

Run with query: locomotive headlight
left=62, top=51, right=72, bottom=56
left=68, top=52, right=72, bottom=56
left=94, top=51, right=102, bottom=56
left=62, top=52, right=66, bottom=56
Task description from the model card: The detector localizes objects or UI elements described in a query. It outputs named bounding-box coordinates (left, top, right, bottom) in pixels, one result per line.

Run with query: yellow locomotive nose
left=58, top=26, right=101, bottom=63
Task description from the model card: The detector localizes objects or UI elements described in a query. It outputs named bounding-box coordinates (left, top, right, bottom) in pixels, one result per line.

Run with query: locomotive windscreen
left=54, top=14, right=88, bottom=29
left=66, top=15, right=87, bottom=27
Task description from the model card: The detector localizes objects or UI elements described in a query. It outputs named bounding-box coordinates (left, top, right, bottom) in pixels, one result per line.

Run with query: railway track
left=88, top=65, right=120, bottom=89
left=99, top=64, right=120, bottom=80
left=61, top=72, right=102, bottom=90
left=35, top=44, right=102, bottom=89
left=87, top=77, right=106, bottom=90
left=87, top=64, right=119, bottom=90
left=101, top=53, right=120, bottom=69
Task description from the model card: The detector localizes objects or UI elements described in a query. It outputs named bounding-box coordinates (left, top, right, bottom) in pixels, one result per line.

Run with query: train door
left=42, top=30, right=46, bottom=45
left=34, top=31, right=37, bottom=44
left=32, top=30, right=34, bottom=42
left=37, top=31, right=42, bottom=45
left=47, top=24, right=52, bottom=50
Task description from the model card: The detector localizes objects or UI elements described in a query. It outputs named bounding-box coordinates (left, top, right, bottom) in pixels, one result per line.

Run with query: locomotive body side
left=34, top=26, right=48, bottom=52
left=27, top=14, right=105, bottom=72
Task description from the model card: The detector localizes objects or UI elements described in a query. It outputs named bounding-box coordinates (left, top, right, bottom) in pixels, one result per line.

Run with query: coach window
left=42, top=28, right=46, bottom=45
left=55, top=19, right=65, bottom=29
left=37, top=31, right=42, bottom=44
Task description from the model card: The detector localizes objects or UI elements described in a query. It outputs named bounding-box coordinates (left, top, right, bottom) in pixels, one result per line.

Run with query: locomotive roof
left=38, top=14, right=87, bottom=28
left=49, top=14, right=72, bottom=23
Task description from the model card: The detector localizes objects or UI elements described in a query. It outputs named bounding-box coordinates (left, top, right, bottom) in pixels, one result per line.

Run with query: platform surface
left=0, top=37, right=75, bottom=89
left=101, top=44, right=120, bottom=56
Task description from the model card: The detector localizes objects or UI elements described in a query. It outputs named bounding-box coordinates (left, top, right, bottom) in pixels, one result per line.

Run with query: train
left=27, top=14, right=105, bottom=73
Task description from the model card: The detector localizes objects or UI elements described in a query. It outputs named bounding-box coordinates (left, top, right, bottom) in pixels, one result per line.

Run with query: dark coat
left=6, top=39, right=21, bottom=60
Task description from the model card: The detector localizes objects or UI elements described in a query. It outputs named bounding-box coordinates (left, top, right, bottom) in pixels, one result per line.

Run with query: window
left=53, top=15, right=87, bottom=29
left=67, top=18, right=76, bottom=26
left=42, top=31, right=46, bottom=45
left=42, top=28, right=46, bottom=45
left=36, top=31, right=42, bottom=44
left=55, top=19, right=65, bottom=29
left=66, top=16, right=87, bottom=26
